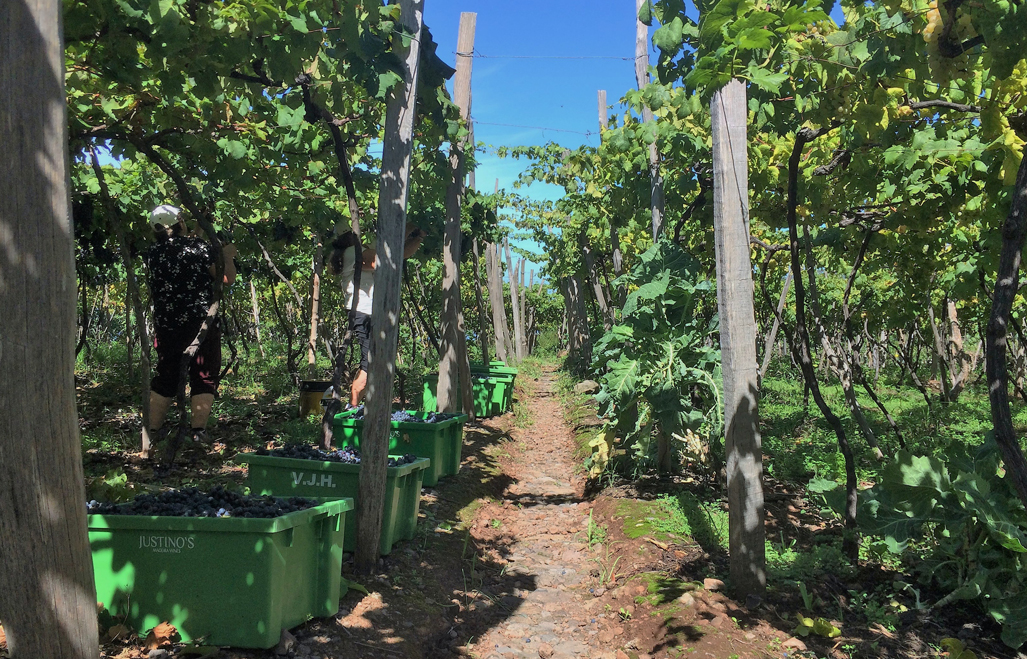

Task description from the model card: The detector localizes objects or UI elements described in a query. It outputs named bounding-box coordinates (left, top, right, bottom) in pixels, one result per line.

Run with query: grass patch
left=517, top=357, right=544, bottom=379
left=615, top=494, right=728, bottom=552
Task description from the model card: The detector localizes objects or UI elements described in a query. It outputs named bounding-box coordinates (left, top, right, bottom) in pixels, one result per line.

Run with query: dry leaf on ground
left=106, top=624, right=132, bottom=642
left=144, top=622, right=178, bottom=650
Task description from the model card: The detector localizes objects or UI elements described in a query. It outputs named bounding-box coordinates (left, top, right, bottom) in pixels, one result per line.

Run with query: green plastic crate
left=422, top=373, right=498, bottom=417
left=332, top=411, right=468, bottom=487
left=89, top=498, right=351, bottom=649
left=469, top=364, right=517, bottom=412
left=238, top=454, right=428, bottom=556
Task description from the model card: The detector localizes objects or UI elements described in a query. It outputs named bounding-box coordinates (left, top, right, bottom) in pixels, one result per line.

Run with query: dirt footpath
left=460, top=372, right=603, bottom=659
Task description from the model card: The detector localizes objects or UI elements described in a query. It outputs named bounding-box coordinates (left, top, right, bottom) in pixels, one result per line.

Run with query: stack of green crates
left=331, top=409, right=468, bottom=487
left=89, top=498, right=352, bottom=649
left=238, top=453, right=429, bottom=556
left=470, top=361, right=518, bottom=414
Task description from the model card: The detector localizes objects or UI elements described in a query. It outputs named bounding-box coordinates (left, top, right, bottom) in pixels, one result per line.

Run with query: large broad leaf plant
left=813, top=437, right=1027, bottom=648
left=588, top=240, right=722, bottom=477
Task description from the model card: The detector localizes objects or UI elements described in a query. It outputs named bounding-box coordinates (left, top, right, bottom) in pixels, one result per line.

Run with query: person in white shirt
left=330, top=224, right=425, bottom=406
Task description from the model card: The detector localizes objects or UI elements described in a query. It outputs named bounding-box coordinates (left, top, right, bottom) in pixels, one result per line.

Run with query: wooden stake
left=711, top=78, right=765, bottom=598
left=598, top=89, right=607, bottom=130
left=505, top=238, right=524, bottom=362
left=437, top=11, right=476, bottom=413
left=307, top=242, right=323, bottom=378
left=250, top=280, right=265, bottom=358
left=355, top=0, right=425, bottom=574
left=634, top=0, right=664, bottom=240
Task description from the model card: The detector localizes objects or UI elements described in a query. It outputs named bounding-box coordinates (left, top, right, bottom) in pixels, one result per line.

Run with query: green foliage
left=794, top=613, right=842, bottom=638
left=825, top=436, right=1027, bottom=647
left=588, top=240, right=721, bottom=476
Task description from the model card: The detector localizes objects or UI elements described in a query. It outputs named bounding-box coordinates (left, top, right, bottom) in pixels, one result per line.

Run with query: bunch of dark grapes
left=388, top=454, right=419, bottom=467
left=352, top=409, right=459, bottom=424
left=253, top=444, right=418, bottom=468
left=323, top=446, right=361, bottom=464
left=256, top=444, right=327, bottom=460
left=86, top=485, right=315, bottom=518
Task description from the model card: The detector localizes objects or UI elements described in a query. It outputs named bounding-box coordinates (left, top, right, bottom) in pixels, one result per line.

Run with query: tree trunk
left=519, top=259, right=528, bottom=353
left=785, top=125, right=859, bottom=560
left=485, top=243, right=511, bottom=362
left=437, top=11, right=475, bottom=414
left=562, top=275, right=591, bottom=375
left=506, top=238, right=525, bottom=362
left=307, top=242, right=323, bottom=379
left=634, top=0, right=664, bottom=239
left=986, top=151, right=1027, bottom=512
left=759, top=270, right=791, bottom=382
left=611, top=224, right=625, bottom=307
left=250, top=280, right=265, bottom=358
left=0, top=0, right=101, bottom=653
left=947, top=300, right=970, bottom=397
left=583, top=245, right=613, bottom=330
left=711, top=79, right=765, bottom=598
left=76, top=278, right=91, bottom=357
left=928, top=305, right=954, bottom=403
left=472, top=238, right=490, bottom=366
left=354, top=0, right=424, bottom=574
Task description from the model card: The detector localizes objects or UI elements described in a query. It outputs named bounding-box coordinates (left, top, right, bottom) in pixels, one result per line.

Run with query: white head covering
left=149, top=204, right=182, bottom=231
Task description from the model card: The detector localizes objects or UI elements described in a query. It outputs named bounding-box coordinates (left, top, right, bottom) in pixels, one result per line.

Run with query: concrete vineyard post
left=711, top=78, right=765, bottom=598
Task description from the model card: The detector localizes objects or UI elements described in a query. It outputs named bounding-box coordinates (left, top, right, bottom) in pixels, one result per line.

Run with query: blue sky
left=423, top=0, right=649, bottom=276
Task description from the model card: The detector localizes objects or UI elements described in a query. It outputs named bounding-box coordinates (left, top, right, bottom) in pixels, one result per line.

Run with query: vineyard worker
left=145, top=204, right=237, bottom=451
left=331, top=224, right=424, bottom=407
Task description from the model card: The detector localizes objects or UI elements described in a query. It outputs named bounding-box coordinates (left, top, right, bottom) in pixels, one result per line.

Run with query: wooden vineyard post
left=634, top=0, right=664, bottom=240
left=598, top=89, right=608, bottom=128
left=487, top=178, right=514, bottom=362
left=711, top=78, right=765, bottom=598
left=250, top=280, right=266, bottom=358
left=472, top=238, right=490, bottom=366
left=307, top=241, right=323, bottom=378
left=0, top=0, right=102, bottom=655
left=506, top=238, right=525, bottom=362
left=355, top=0, right=425, bottom=574
left=437, top=11, right=476, bottom=414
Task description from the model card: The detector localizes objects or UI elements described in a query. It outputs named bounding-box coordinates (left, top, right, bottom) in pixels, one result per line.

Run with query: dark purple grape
left=86, top=485, right=315, bottom=519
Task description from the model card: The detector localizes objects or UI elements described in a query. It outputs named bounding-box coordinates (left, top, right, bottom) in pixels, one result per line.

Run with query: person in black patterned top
left=145, top=205, right=237, bottom=453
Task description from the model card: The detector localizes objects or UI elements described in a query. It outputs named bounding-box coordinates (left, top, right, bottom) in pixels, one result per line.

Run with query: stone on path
left=573, top=380, right=600, bottom=394
left=702, top=577, right=725, bottom=591
left=781, top=637, right=808, bottom=651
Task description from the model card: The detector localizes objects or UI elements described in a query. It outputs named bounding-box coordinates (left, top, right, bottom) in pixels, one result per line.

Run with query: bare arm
left=210, top=243, right=238, bottom=285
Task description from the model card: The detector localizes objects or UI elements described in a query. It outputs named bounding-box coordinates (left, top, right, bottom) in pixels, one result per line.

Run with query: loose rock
left=703, top=578, right=725, bottom=591
left=274, top=629, right=296, bottom=656
left=781, top=637, right=807, bottom=652
left=573, top=380, right=600, bottom=395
